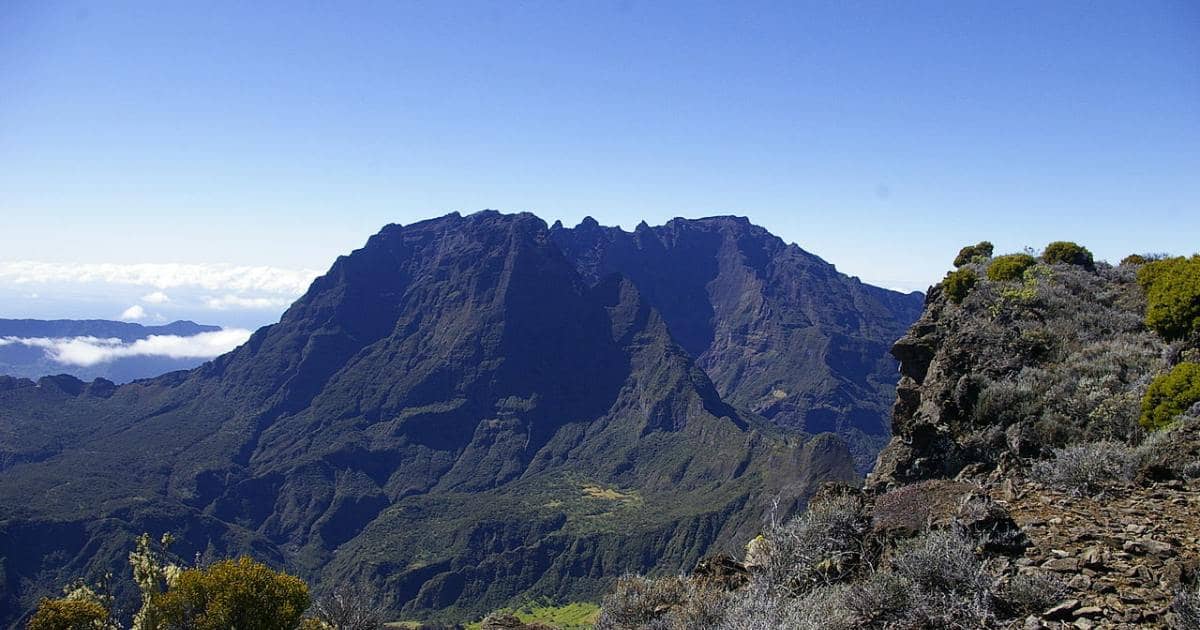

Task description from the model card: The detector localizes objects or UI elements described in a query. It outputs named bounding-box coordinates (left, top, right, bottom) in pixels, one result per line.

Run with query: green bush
left=1142, top=363, right=1200, bottom=431
left=942, top=268, right=977, bottom=304
left=1137, top=255, right=1200, bottom=341
left=986, top=254, right=1037, bottom=282
left=26, top=598, right=111, bottom=630
left=953, top=241, right=994, bottom=267
left=1121, top=254, right=1148, bottom=266
left=156, top=557, right=310, bottom=630
left=1041, top=241, right=1094, bottom=269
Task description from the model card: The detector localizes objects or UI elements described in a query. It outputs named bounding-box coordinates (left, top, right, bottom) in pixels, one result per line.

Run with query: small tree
left=1041, top=241, right=1094, bottom=269
left=27, top=595, right=112, bottom=630
left=155, top=557, right=310, bottom=630
left=953, top=241, right=994, bottom=267
left=986, top=254, right=1037, bottom=282
left=27, top=575, right=118, bottom=630
left=129, top=533, right=183, bottom=630
left=942, top=269, right=977, bottom=304
left=1142, top=363, right=1200, bottom=431
left=1138, top=255, right=1200, bottom=341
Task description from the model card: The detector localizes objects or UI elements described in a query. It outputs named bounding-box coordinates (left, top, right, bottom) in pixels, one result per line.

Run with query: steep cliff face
left=869, top=257, right=1174, bottom=488
left=550, top=217, right=923, bottom=469
left=0, top=212, right=860, bottom=626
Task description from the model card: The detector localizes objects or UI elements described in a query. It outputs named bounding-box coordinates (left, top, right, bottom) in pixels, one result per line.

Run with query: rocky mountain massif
left=551, top=217, right=923, bottom=469
left=589, top=246, right=1200, bottom=629
left=0, top=319, right=221, bottom=383
left=0, top=212, right=921, bottom=627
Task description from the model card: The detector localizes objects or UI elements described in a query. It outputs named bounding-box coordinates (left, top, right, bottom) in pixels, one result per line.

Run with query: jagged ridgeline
left=0, top=211, right=921, bottom=627
left=551, top=216, right=923, bottom=469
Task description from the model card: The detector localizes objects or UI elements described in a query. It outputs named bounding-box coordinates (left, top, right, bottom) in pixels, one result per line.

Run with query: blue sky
left=1, top=0, right=1197, bottom=324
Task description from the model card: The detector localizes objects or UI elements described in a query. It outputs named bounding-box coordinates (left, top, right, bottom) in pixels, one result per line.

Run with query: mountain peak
left=0, top=211, right=897, bottom=625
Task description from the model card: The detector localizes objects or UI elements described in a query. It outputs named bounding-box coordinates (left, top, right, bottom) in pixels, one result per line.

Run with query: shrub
left=1185, top=459, right=1200, bottom=479
left=953, top=241, right=993, bottom=267
left=1031, top=441, right=1135, bottom=495
left=891, top=530, right=988, bottom=598
left=1138, top=256, right=1200, bottom=341
left=129, top=533, right=183, bottom=630
left=834, top=573, right=909, bottom=627
left=1141, top=363, right=1200, bottom=430
left=26, top=598, right=111, bottom=630
left=595, top=575, right=688, bottom=629
left=1132, top=415, right=1200, bottom=480
left=888, top=530, right=994, bottom=628
left=155, top=557, right=310, bottom=630
left=1042, top=241, right=1094, bottom=269
left=753, top=492, right=867, bottom=595
left=1000, top=572, right=1067, bottom=615
left=986, top=254, right=1037, bottom=282
left=974, top=380, right=1039, bottom=428
left=1173, top=581, right=1200, bottom=630
left=309, top=583, right=386, bottom=630
left=942, top=269, right=977, bottom=304
left=871, top=480, right=974, bottom=536
left=1121, top=254, right=1148, bottom=266
left=716, top=582, right=801, bottom=630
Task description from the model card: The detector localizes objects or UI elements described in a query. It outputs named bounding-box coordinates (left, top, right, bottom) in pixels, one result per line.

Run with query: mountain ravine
left=0, top=211, right=920, bottom=626
left=551, top=216, right=923, bottom=469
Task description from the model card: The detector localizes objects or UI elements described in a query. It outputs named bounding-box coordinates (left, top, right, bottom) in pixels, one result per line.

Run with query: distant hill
left=0, top=319, right=218, bottom=341
left=0, top=212, right=916, bottom=626
left=0, top=319, right=221, bottom=383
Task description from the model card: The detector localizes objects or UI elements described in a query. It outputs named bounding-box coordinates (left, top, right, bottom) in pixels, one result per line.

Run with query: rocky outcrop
left=862, top=256, right=1200, bottom=627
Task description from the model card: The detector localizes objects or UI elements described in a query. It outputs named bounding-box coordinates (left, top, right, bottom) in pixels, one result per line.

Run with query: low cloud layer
left=0, top=261, right=320, bottom=295
left=0, top=329, right=253, bottom=367
left=204, top=294, right=293, bottom=310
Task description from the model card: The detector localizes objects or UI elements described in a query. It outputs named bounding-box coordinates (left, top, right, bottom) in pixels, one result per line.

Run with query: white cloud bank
left=0, top=261, right=320, bottom=295
left=142, top=291, right=171, bottom=304
left=0, top=329, right=253, bottom=367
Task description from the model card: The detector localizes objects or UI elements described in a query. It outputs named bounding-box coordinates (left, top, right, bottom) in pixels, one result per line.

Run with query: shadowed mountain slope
left=550, top=216, right=923, bottom=468
left=0, top=212, right=857, bottom=626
